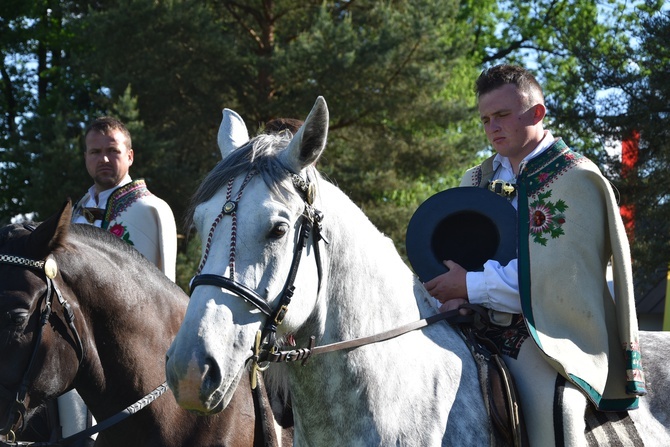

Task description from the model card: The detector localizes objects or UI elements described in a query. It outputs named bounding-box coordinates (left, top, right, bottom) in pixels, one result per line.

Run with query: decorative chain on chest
left=0, top=254, right=45, bottom=270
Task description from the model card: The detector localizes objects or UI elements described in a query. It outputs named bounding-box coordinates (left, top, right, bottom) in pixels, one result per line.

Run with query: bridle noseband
left=0, top=254, right=84, bottom=440
left=189, top=171, right=326, bottom=388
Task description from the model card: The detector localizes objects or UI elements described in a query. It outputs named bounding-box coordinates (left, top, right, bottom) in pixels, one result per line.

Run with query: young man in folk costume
left=61, top=116, right=177, bottom=444
left=424, top=64, right=646, bottom=445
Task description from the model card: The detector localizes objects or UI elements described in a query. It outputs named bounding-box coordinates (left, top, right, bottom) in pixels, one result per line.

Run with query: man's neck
left=91, top=175, right=132, bottom=204
left=511, top=131, right=551, bottom=174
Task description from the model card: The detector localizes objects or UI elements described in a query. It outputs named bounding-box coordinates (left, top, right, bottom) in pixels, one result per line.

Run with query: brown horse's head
left=0, top=201, right=81, bottom=437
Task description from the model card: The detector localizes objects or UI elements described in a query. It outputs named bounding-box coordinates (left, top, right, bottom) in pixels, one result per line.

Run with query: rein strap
left=264, top=307, right=475, bottom=364
left=0, top=383, right=169, bottom=447
left=56, top=382, right=169, bottom=446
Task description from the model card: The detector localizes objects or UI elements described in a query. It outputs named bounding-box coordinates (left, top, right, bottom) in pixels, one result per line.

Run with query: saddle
left=457, top=305, right=529, bottom=447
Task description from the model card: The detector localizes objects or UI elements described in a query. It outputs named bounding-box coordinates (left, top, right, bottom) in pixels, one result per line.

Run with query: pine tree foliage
left=0, top=0, right=667, bottom=291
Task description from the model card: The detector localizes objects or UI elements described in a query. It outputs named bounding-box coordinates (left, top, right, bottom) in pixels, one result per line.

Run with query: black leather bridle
left=0, top=254, right=84, bottom=440
left=189, top=172, right=326, bottom=388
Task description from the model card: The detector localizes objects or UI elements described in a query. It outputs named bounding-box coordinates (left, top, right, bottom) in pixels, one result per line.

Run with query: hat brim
left=405, top=187, right=517, bottom=282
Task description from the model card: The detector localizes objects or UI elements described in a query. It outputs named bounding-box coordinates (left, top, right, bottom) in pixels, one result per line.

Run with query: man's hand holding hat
left=424, top=260, right=472, bottom=315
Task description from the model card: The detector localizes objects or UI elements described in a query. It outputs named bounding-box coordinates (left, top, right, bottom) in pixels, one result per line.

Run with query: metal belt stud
left=488, top=179, right=517, bottom=199
left=222, top=200, right=237, bottom=214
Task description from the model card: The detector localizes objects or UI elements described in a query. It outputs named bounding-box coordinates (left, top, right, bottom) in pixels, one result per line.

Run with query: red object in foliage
left=622, top=130, right=640, bottom=178
left=620, top=130, right=639, bottom=238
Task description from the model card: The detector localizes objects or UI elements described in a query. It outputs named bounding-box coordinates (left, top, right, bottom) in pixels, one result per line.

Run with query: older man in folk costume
left=71, top=117, right=177, bottom=280
left=424, top=64, right=645, bottom=446
left=61, top=117, right=177, bottom=445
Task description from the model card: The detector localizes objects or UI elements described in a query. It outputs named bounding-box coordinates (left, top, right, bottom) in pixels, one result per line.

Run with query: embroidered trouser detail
left=483, top=314, right=529, bottom=359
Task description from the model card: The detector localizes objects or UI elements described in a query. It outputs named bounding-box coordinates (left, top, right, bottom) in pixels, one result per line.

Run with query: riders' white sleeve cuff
left=466, top=259, right=522, bottom=314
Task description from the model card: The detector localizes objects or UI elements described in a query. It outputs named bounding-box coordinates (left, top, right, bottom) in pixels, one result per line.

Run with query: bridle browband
left=0, top=254, right=84, bottom=440
left=189, top=170, right=326, bottom=388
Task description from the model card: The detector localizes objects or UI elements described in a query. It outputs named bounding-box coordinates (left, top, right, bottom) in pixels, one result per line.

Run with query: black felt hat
left=405, top=187, right=517, bottom=282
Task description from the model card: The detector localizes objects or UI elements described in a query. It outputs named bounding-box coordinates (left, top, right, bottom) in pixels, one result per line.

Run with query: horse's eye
left=270, top=223, right=290, bottom=238
left=0, top=311, right=28, bottom=329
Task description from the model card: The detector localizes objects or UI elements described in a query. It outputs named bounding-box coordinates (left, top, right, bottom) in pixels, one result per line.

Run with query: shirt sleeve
left=466, top=259, right=521, bottom=314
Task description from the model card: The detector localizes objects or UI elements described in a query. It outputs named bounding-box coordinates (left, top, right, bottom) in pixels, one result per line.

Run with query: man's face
left=84, top=129, right=134, bottom=193
left=478, top=83, right=541, bottom=164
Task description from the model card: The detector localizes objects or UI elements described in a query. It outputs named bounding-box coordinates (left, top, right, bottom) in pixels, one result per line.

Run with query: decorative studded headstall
left=0, top=254, right=83, bottom=440
left=189, top=171, right=326, bottom=388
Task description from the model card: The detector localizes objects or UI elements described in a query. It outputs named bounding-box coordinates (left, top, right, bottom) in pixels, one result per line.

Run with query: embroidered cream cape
left=461, top=139, right=645, bottom=411
left=72, top=179, right=177, bottom=282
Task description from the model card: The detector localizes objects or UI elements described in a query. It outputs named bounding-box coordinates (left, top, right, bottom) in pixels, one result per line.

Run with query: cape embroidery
left=102, top=179, right=152, bottom=226
left=521, top=139, right=586, bottom=197
left=518, top=139, right=645, bottom=410
left=528, top=191, right=568, bottom=246
left=109, top=222, right=135, bottom=246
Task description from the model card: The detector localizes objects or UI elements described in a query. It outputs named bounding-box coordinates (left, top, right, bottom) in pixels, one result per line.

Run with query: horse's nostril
left=202, top=357, right=222, bottom=390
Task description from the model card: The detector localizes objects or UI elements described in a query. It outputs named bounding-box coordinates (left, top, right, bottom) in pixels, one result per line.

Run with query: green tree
left=0, top=0, right=109, bottom=222
left=559, top=4, right=670, bottom=295
left=2, top=0, right=667, bottom=292
left=626, top=7, right=670, bottom=293
left=68, top=0, right=482, bottom=277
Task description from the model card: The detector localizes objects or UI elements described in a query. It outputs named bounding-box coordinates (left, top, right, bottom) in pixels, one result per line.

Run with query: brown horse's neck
left=64, top=235, right=187, bottom=421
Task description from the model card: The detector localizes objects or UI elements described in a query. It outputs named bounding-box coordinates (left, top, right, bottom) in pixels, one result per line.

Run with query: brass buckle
left=488, top=179, right=517, bottom=198
left=274, top=304, right=289, bottom=325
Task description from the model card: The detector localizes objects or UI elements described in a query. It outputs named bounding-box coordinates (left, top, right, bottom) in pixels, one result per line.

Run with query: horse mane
left=0, top=223, right=26, bottom=244
left=69, top=221, right=132, bottom=246
left=184, top=132, right=309, bottom=231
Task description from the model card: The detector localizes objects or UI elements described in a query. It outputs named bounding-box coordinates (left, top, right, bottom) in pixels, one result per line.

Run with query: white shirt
left=466, top=131, right=556, bottom=313
left=71, top=175, right=132, bottom=227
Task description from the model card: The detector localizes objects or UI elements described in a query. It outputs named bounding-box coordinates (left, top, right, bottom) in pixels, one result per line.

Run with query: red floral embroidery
left=108, top=223, right=134, bottom=246
left=109, top=224, right=125, bottom=237
left=528, top=191, right=567, bottom=246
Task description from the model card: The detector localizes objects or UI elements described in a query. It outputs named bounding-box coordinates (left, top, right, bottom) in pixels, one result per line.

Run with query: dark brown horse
left=0, top=201, right=292, bottom=446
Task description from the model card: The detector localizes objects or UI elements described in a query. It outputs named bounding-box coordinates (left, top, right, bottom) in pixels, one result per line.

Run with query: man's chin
left=94, top=176, right=121, bottom=191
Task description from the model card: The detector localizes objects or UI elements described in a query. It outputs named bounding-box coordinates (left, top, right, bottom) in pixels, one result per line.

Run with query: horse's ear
left=283, top=96, right=329, bottom=172
left=29, top=200, right=72, bottom=257
left=217, top=108, right=250, bottom=160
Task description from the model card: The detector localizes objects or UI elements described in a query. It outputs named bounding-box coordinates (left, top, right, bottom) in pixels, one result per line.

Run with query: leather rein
left=0, top=253, right=167, bottom=446
left=189, top=171, right=474, bottom=387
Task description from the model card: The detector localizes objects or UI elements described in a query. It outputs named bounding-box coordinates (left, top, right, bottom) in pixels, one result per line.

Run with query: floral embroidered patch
left=528, top=191, right=567, bottom=245
left=109, top=223, right=135, bottom=246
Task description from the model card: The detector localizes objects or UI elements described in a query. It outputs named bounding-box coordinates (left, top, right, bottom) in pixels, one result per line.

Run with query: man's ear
left=532, top=103, right=546, bottom=124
